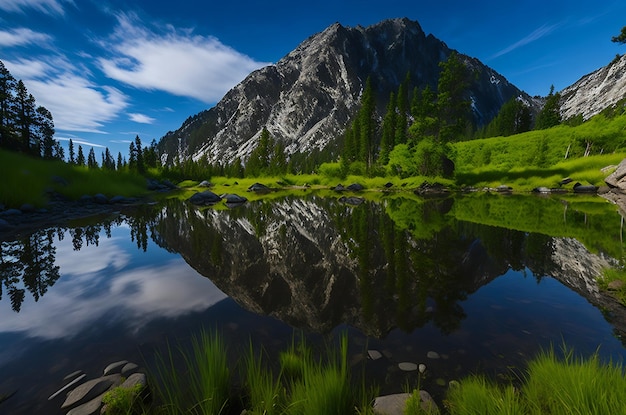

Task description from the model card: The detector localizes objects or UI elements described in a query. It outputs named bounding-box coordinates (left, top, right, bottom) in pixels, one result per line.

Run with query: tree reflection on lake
left=0, top=192, right=625, bottom=414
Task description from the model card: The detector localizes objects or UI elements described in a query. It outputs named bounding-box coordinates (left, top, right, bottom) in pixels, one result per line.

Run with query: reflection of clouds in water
left=54, top=234, right=130, bottom=276
left=0, top=230, right=227, bottom=340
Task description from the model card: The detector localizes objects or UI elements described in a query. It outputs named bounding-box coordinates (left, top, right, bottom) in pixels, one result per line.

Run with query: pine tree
left=269, top=140, right=287, bottom=175
left=128, top=141, right=136, bottom=170
left=535, top=85, right=561, bottom=130
left=134, top=135, right=144, bottom=174
left=437, top=52, right=472, bottom=142
left=394, top=73, right=410, bottom=146
left=246, top=127, right=272, bottom=176
left=0, top=61, right=17, bottom=150
left=87, top=147, right=98, bottom=169
left=612, top=26, right=626, bottom=44
left=37, top=106, right=55, bottom=159
left=68, top=139, right=75, bottom=164
left=14, top=80, right=38, bottom=154
left=117, top=152, right=124, bottom=170
left=76, top=145, right=85, bottom=166
left=379, top=91, right=397, bottom=165
left=358, top=77, right=376, bottom=170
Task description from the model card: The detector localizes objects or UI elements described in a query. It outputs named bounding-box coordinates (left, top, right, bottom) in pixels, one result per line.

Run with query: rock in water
left=103, top=360, right=128, bottom=376
left=398, top=362, right=418, bottom=371
left=61, top=374, right=121, bottom=409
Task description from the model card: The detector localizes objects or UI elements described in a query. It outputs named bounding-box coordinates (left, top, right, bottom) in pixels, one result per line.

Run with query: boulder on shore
left=188, top=191, right=222, bottom=205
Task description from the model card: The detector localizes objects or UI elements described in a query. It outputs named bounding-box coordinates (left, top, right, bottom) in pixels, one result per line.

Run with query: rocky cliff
left=560, top=54, right=626, bottom=120
left=158, top=18, right=531, bottom=165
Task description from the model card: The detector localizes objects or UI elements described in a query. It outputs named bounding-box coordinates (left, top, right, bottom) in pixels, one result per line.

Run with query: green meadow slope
left=453, top=113, right=626, bottom=190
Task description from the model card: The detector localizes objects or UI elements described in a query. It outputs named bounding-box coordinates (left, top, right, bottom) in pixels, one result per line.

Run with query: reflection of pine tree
left=21, top=230, right=60, bottom=302
left=0, top=240, right=26, bottom=312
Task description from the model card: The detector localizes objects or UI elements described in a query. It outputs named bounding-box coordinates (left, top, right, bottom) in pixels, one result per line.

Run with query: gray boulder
left=222, top=194, right=247, bottom=204
left=605, top=159, right=626, bottom=190
left=188, top=191, right=222, bottom=205
left=247, top=182, right=271, bottom=193
left=347, top=183, right=364, bottom=191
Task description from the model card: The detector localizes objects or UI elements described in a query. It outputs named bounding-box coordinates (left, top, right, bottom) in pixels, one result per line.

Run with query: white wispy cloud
left=491, top=23, right=561, bottom=59
left=128, top=112, right=156, bottom=124
left=98, top=12, right=270, bottom=103
left=55, top=136, right=107, bottom=148
left=0, top=0, right=73, bottom=15
left=5, top=58, right=129, bottom=133
left=0, top=27, right=51, bottom=47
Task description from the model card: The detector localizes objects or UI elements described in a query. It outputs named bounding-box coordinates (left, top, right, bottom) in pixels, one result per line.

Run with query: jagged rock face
left=158, top=18, right=530, bottom=165
left=560, top=54, right=626, bottom=120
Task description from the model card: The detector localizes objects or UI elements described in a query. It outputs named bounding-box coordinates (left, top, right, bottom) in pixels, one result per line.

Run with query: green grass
left=150, top=330, right=230, bottom=415
left=598, top=267, right=626, bottom=306
left=102, top=383, right=147, bottom=415
left=404, top=345, right=626, bottom=415
left=0, top=149, right=148, bottom=208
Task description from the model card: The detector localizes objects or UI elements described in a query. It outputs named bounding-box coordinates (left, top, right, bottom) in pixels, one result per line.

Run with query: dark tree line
left=0, top=60, right=63, bottom=159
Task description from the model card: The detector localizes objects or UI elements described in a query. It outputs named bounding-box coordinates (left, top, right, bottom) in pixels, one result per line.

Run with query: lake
left=1, top=191, right=625, bottom=413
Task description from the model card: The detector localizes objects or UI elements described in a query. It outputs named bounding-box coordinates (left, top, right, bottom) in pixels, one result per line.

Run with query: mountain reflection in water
left=0, top=193, right=625, bottom=414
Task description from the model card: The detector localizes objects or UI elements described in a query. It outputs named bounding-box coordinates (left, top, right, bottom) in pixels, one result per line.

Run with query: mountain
left=159, top=19, right=532, bottom=167
left=560, top=54, right=626, bottom=120
left=158, top=18, right=534, bottom=166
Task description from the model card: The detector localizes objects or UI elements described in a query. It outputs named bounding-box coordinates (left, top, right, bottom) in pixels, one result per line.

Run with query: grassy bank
left=0, top=149, right=148, bottom=208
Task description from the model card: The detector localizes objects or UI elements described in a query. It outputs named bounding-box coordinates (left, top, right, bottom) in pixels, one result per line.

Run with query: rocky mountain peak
left=560, top=54, right=626, bottom=120
left=158, top=18, right=532, bottom=166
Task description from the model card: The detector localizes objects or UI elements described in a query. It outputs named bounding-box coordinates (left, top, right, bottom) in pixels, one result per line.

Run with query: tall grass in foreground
left=404, top=345, right=626, bottom=415
left=242, top=334, right=375, bottom=415
left=522, top=348, right=626, bottom=414
left=150, top=330, right=230, bottom=414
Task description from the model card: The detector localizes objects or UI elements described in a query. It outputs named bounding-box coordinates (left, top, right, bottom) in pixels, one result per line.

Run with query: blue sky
left=1, top=0, right=625, bottom=159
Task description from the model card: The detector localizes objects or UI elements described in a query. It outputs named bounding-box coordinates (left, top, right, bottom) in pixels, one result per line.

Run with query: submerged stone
left=372, top=393, right=410, bottom=415
left=368, top=350, right=382, bottom=360
left=103, top=360, right=128, bottom=376
left=398, top=362, right=418, bottom=371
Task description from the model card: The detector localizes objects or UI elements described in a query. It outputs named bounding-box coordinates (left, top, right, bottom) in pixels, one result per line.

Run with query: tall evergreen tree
left=68, top=139, right=75, bottom=164
left=87, top=147, right=98, bottom=169
left=37, top=106, right=55, bottom=159
left=379, top=91, right=397, bottom=165
left=535, top=85, right=562, bottom=130
left=0, top=61, right=17, bottom=150
left=117, top=152, right=124, bottom=170
left=13, top=80, right=38, bottom=154
left=408, top=85, right=438, bottom=144
left=128, top=141, right=137, bottom=170
left=394, top=73, right=410, bottom=146
left=437, top=52, right=472, bottom=142
left=76, top=145, right=85, bottom=166
left=134, top=135, right=145, bottom=174
left=246, top=127, right=272, bottom=176
left=358, top=77, right=376, bottom=170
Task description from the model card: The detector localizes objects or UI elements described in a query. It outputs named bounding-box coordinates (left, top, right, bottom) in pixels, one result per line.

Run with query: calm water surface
left=1, top=193, right=625, bottom=413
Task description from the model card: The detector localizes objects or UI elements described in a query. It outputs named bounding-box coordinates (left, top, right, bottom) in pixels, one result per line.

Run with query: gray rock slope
left=560, top=54, right=626, bottom=120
